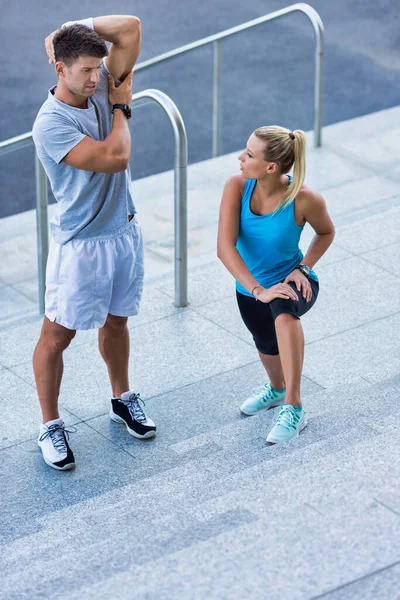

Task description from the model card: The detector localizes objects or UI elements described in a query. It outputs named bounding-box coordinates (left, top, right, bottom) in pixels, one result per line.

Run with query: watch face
left=301, top=265, right=310, bottom=275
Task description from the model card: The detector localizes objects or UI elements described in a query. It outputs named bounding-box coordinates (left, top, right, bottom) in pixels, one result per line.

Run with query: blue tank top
left=236, top=177, right=318, bottom=297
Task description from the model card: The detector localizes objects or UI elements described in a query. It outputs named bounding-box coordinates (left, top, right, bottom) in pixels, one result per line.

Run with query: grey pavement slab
left=0, top=205, right=57, bottom=244
left=334, top=204, right=400, bottom=255
left=10, top=309, right=257, bottom=420
left=12, top=277, right=39, bottom=303
left=322, top=106, right=400, bottom=144
left=56, top=421, right=375, bottom=524
left=0, top=233, right=37, bottom=285
left=304, top=380, right=399, bottom=424
left=144, top=220, right=218, bottom=263
left=318, top=563, right=400, bottom=600
left=321, top=174, right=400, bottom=218
left=300, top=237, right=353, bottom=267
left=303, top=145, right=370, bottom=192
left=328, top=126, right=400, bottom=176
left=131, top=159, right=219, bottom=202
left=0, top=282, right=36, bottom=324
left=0, top=421, right=139, bottom=545
left=137, top=185, right=223, bottom=235
left=303, top=312, right=400, bottom=388
left=0, top=233, right=38, bottom=285
left=185, top=429, right=400, bottom=541
left=6, top=399, right=372, bottom=541
left=1, top=427, right=393, bottom=600
left=54, top=496, right=400, bottom=600
left=0, top=368, right=80, bottom=449
left=388, top=163, right=400, bottom=186
left=301, top=256, right=400, bottom=344
left=361, top=240, right=400, bottom=278
left=128, top=284, right=183, bottom=327
left=2, top=421, right=394, bottom=600
left=0, top=317, right=95, bottom=369
left=193, top=294, right=254, bottom=345
left=156, top=259, right=235, bottom=307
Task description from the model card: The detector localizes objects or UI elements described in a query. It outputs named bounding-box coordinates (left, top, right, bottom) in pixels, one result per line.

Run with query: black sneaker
left=110, top=391, right=156, bottom=439
left=38, top=419, right=76, bottom=470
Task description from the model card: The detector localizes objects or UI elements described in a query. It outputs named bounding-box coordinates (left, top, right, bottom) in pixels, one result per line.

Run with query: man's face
left=60, top=56, right=102, bottom=98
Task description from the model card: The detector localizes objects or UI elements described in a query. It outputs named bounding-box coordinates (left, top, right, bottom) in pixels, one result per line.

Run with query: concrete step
left=3, top=380, right=398, bottom=580
left=3, top=417, right=399, bottom=600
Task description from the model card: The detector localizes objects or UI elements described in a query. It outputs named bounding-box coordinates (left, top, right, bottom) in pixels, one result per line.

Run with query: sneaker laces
left=274, top=406, right=300, bottom=431
left=39, top=423, right=76, bottom=453
left=123, top=392, right=147, bottom=424
left=251, top=384, right=275, bottom=403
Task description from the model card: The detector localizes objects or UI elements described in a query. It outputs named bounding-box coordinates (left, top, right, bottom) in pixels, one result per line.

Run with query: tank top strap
left=241, top=179, right=257, bottom=212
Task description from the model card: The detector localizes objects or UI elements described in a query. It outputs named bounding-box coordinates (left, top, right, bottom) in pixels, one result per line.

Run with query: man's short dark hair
left=54, top=24, right=108, bottom=67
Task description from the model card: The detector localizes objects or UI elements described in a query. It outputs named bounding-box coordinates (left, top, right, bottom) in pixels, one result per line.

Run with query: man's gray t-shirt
left=32, top=59, right=136, bottom=244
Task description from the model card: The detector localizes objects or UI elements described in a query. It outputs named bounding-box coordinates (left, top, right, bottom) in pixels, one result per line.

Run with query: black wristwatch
left=112, top=104, right=131, bottom=119
left=297, top=264, right=311, bottom=277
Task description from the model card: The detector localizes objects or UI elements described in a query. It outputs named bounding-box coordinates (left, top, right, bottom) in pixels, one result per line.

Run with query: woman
left=217, top=126, right=335, bottom=444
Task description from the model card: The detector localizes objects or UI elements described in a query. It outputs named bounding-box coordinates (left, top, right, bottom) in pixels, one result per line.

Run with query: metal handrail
left=132, top=90, right=188, bottom=307
left=135, top=3, right=324, bottom=152
left=0, top=89, right=188, bottom=312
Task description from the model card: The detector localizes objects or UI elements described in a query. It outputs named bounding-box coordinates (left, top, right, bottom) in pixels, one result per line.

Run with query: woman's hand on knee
left=284, top=270, right=312, bottom=302
left=255, top=283, right=298, bottom=303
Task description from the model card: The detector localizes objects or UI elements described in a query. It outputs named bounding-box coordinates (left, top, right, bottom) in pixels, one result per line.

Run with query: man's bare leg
left=33, top=317, right=76, bottom=422
left=99, top=314, right=157, bottom=439
left=98, top=314, right=130, bottom=397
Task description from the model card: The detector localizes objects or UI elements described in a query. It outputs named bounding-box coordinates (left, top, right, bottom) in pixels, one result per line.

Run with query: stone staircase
left=1, top=106, right=400, bottom=598
left=2, top=371, right=400, bottom=599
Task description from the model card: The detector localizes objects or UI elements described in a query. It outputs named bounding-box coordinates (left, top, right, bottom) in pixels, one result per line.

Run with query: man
left=32, top=15, right=156, bottom=471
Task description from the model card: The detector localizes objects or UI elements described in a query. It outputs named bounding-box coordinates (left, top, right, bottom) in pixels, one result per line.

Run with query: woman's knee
left=275, top=312, right=298, bottom=326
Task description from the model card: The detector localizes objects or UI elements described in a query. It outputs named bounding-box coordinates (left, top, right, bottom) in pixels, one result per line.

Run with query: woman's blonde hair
left=254, top=125, right=306, bottom=212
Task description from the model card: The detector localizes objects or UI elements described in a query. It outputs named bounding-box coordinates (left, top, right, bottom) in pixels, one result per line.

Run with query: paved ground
left=1, top=107, right=400, bottom=598
left=1, top=0, right=400, bottom=217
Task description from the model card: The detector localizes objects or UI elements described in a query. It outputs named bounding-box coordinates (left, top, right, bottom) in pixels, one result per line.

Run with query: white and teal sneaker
left=266, top=404, right=307, bottom=444
left=240, top=383, right=286, bottom=416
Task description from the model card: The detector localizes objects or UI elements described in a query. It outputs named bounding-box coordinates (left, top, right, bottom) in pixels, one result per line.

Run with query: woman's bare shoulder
left=224, top=173, right=247, bottom=193
left=296, top=184, right=325, bottom=207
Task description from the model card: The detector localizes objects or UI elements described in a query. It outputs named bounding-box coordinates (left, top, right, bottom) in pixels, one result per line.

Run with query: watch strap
left=297, top=264, right=311, bottom=277
left=112, top=104, right=131, bottom=119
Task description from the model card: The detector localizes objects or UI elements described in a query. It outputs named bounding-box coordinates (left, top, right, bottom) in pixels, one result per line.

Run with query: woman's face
left=238, top=133, right=277, bottom=179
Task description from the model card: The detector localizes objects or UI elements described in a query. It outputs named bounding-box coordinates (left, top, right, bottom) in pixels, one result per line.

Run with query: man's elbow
left=113, top=155, right=130, bottom=173
left=123, top=16, right=141, bottom=36
left=101, top=154, right=129, bottom=174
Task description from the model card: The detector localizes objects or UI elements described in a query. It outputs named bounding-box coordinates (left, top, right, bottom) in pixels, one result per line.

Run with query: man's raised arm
left=63, top=72, right=134, bottom=173
left=93, top=15, right=142, bottom=81
left=46, top=15, right=142, bottom=81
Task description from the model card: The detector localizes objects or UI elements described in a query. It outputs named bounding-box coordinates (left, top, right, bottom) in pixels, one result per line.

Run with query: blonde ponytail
left=254, top=126, right=306, bottom=212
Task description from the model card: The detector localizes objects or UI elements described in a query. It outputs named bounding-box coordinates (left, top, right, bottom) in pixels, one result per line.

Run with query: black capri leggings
left=236, top=279, right=319, bottom=355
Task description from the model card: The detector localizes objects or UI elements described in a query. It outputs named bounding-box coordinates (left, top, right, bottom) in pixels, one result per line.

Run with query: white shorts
left=45, top=217, right=144, bottom=330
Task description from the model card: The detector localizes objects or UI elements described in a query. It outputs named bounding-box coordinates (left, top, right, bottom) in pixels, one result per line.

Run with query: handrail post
left=313, top=17, right=324, bottom=147
left=212, top=41, right=222, bottom=157
left=130, top=90, right=188, bottom=307
left=174, top=155, right=188, bottom=307
left=34, top=153, right=48, bottom=314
